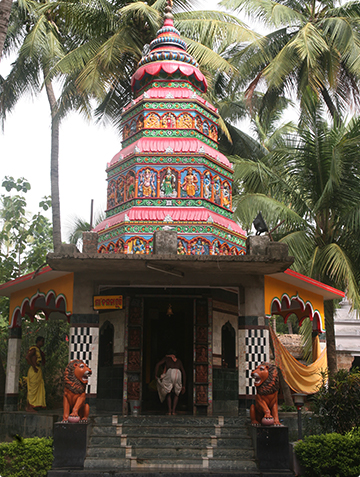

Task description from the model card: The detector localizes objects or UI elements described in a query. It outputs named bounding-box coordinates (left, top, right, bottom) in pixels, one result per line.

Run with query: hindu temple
left=1, top=0, right=344, bottom=441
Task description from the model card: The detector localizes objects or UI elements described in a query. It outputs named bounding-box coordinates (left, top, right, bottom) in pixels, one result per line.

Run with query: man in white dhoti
left=155, top=350, right=186, bottom=415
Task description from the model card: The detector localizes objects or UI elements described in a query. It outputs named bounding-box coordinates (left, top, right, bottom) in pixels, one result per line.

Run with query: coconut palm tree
left=220, top=0, right=360, bottom=120
left=233, top=105, right=360, bottom=375
left=0, top=0, right=13, bottom=60
left=46, top=0, right=258, bottom=131
left=0, top=0, right=92, bottom=251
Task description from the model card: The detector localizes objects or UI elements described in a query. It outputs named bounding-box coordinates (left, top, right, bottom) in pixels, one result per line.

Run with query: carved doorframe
left=123, top=296, right=144, bottom=415
left=193, top=297, right=213, bottom=415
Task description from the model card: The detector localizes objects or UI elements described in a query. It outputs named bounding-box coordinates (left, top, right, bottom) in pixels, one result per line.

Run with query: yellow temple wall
left=264, top=275, right=325, bottom=330
left=8, top=273, right=74, bottom=324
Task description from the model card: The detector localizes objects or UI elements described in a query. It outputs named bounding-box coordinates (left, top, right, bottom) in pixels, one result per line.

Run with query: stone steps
left=83, top=414, right=259, bottom=473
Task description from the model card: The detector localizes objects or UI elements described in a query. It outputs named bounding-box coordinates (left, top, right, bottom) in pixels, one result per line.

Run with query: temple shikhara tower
left=94, top=2, right=246, bottom=256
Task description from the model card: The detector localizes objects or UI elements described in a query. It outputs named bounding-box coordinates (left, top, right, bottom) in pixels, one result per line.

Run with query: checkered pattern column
left=244, top=329, right=269, bottom=395
left=69, top=325, right=99, bottom=395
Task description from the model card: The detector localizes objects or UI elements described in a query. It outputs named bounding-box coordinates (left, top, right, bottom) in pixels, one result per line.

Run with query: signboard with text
left=93, top=295, right=123, bottom=310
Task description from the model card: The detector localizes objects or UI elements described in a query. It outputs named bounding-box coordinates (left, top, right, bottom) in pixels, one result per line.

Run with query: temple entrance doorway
left=142, top=295, right=194, bottom=413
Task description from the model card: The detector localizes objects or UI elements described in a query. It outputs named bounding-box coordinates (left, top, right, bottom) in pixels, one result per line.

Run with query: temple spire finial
left=164, top=0, right=174, bottom=22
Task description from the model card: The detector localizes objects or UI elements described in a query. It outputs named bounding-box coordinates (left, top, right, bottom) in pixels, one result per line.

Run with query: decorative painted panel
left=160, top=168, right=178, bottom=197
left=180, top=168, right=200, bottom=198
left=138, top=168, right=157, bottom=198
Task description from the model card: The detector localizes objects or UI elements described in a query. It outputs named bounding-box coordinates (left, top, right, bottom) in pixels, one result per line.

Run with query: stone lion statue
left=62, top=359, right=92, bottom=423
left=250, top=362, right=281, bottom=426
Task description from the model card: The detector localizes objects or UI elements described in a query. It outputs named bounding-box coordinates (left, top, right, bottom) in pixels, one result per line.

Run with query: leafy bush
left=279, top=403, right=297, bottom=412
left=295, top=430, right=360, bottom=477
left=311, top=368, right=360, bottom=434
left=0, top=437, right=53, bottom=477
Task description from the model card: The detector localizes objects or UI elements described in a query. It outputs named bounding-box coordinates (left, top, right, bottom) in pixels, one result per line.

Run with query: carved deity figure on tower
left=181, top=168, right=198, bottom=197
left=161, top=168, right=177, bottom=197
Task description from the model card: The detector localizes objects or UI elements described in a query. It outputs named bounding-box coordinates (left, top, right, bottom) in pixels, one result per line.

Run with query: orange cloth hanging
left=269, top=327, right=327, bottom=394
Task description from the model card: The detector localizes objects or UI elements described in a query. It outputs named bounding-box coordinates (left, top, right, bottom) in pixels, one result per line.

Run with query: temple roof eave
left=93, top=207, right=246, bottom=236
left=107, top=138, right=233, bottom=170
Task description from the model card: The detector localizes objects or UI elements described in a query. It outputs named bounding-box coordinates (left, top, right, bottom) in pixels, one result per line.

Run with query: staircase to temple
left=84, top=414, right=259, bottom=473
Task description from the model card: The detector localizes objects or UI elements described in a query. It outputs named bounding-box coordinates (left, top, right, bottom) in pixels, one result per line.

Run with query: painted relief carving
left=181, top=168, right=200, bottom=197
left=145, top=113, right=160, bottom=128
left=117, top=177, right=125, bottom=204
left=190, top=238, right=210, bottom=255
left=108, top=242, right=115, bottom=253
left=177, top=238, right=187, bottom=255
left=212, top=240, right=220, bottom=255
left=196, top=345, right=207, bottom=362
left=221, top=243, right=230, bottom=255
left=162, top=112, right=176, bottom=128
left=136, top=115, right=144, bottom=131
left=128, top=351, right=141, bottom=371
left=125, top=171, right=136, bottom=201
left=123, top=123, right=130, bottom=139
left=223, top=181, right=231, bottom=209
left=178, top=113, right=193, bottom=129
left=128, top=238, right=146, bottom=254
left=138, top=168, right=157, bottom=197
left=196, top=365, right=208, bottom=383
left=213, top=176, right=221, bottom=205
left=107, top=180, right=116, bottom=208
left=160, top=168, right=177, bottom=197
left=209, top=124, right=218, bottom=141
left=202, top=122, right=209, bottom=135
left=203, top=171, right=212, bottom=199
left=196, top=385, right=207, bottom=404
left=196, top=326, right=207, bottom=342
left=129, top=329, right=141, bottom=348
left=128, top=381, right=140, bottom=400
left=130, top=121, right=136, bottom=135
left=115, top=239, right=125, bottom=253
left=195, top=115, right=202, bottom=131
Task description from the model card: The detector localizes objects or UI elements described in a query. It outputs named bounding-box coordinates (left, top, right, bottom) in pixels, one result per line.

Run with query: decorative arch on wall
left=270, top=293, right=323, bottom=332
left=10, top=289, right=71, bottom=328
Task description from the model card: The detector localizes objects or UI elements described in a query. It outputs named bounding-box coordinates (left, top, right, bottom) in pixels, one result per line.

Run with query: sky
left=0, top=67, right=122, bottom=241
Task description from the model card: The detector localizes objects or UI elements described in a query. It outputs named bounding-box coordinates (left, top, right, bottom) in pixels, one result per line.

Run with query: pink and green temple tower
left=94, top=1, right=247, bottom=255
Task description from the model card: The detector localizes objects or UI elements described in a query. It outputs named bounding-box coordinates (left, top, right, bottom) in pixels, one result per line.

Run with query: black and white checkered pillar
left=69, top=314, right=99, bottom=396
left=238, top=284, right=270, bottom=405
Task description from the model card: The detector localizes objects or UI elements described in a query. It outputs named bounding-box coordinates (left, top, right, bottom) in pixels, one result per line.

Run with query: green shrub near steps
left=0, top=437, right=53, bottom=477
left=295, top=429, right=360, bottom=477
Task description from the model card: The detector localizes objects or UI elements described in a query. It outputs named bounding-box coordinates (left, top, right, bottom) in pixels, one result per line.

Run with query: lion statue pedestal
left=250, top=362, right=281, bottom=426
left=53, top=360, right=92, bottom=470
left=62, top=359, right=92, bottom=423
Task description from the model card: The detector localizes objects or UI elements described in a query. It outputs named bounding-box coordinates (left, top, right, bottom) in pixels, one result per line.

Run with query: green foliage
left=0, top=177, right=53, bottom=277
left=0, top=437, right=53, bottom=477
left=19, top=317, right=70, bottom=410
left=0, top=177, right=53, bottom=319
left=295, top=429, right=360, bottom=477
left=279, top=403, right=296, bottom=412
left=311, top=368, right=360, bottom=435
left=274, top=315, right=300, bottom=334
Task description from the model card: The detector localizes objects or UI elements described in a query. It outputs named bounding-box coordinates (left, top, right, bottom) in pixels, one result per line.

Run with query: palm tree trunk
left=0, top=0, right=13, bottom=60
left=44, top=77, right=62, bottom=252
left=325, top=300, right=337, bottom=376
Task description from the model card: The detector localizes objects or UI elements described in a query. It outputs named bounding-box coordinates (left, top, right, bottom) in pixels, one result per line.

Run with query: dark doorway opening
left=142, top=296, right=193, bottom=413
